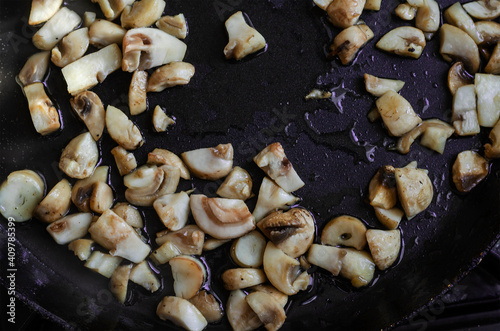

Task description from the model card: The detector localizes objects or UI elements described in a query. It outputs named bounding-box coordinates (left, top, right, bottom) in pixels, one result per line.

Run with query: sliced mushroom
left=224, top=11, right=266, bottom=60
left=91, top=0, right=135, bottom=20
left=156, top=14, right=188, bottom=39
left=190, top=194, right=255, bottom=240
left=89, top=19, right=126, bottom=48
left=59, top=132, right=99, bottom=179
left=376, top=26, right=426, bottom=59
left=394, top=3, right=417, bottom=20
left=89, top=182, right=114, bottom=214
left=121, top=0, right=166, bottom=29
left=109, top=264, right=132, bottom=303
left=326, top=0, right=366, bottom=28
left=68, top=238, right=94, bottom=261
left=321, top=215, right=367, bottom=250
left=84, top=251, right=122, bottom=278
left=70, top=91, right=105, bottom=141
left=83, top=11, right=96, bottom=27
left=250, top=285, right=288, bottom=308
left=17, top=51, right=50, bottom=87
left=46, top=213, right=93, bottom=245
left=129, top=260, right=160, bottom=292
left=170, top=255, right=206, bottom=299
left=245, top=291, right=287, bottom=331
left=188, top=291, right=223, bottom=324
left=485, top=43, right=500, bottom=74
left=222, top=268, right=267, bottom=290
left=252, top=176, right=300, bottom=222
left=106, top=105, right=144, bottom=150
left=373, top=206, right=404, bottom=230
left=32, top=7, right=81, bottom=51
left=375, top=90, right=422, bottom=137
left=152, top=105, right=175, bottom=132
left=452, top=150, right=489, bottom=192
left=418, top=119, right=455, bottom=154
left=88, top=209, right=151, bottom=263
left=444, top=2, right=483, bottom=44
left=217, top=166, right=253, bottom=200
left=440, top=24, right=480, bottom=74
left=463, top=0, right=500, bottom=20
left=452, top=85, right=480, bottom=136
left=147, top=62, right=195, bottom=92
left=51, top=28, right=90, bottom=68
left=368, top=165, right=397, bottom=209
left=153, top=191, right=190, bottom=231
left=415, top=0, right=440, bottom=36
left=485, top=119, right=500, bottom=159
left=339, top=248, right=376, bottom=287
left=112, top=202, right=143, bottom=228
left=157, top=296, right=208, bottom=331
left=394, top=166, right=433, bottom=218
left=475, top=73, right=500, bottom=127
left=34, top=179, right=72, bottom=223
left=62, top=43, right=122, bottom=95
left=307, top=244, right=346, bottom=276
left=366, top=229, right=401, bottom=270
left=447, top=61, right=474, bottom=95
left=148, top=148, right=191, bottom=180
left=364, top=73, right=405, bottom=97
left=29, top=0, right=63, bottom=25
left=230, top=230, right=267, bottom=268
left=71, top=165, right=109, bottom=212
left=254, top=142, right=304, bottom=193
left=329, top=23, right=374, bottom=65
left=23, top=82, right=61, bottom=135
left=226, top=290, right=262, bottom=331
left=258, top=208, right=315, bottom=258
left=0, top=170, right=45, bottom=222
left=122, top=27, right=187, bottom=72
left=154, top=225, right=204, bottom=255
left=150, top=241, right=182, bottom=265
left=129, top=70, right=148, bottom=116
left=124, top=164, right=160, bottom=189
left=181, top=143, right=233, bottom=180
left=111, top=146, right=137, bottom=176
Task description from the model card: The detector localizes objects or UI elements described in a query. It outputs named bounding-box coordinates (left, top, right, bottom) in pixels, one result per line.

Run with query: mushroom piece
left=157, top=296, right=208, bottom=331
left=190, top=194, right=255, bottom=240
left=216, top=166, right=253, bottom=200
left=364, top=73, right=405, bottom=97
left=339, top=248, right=376, bottom=287
left=376, top=26, right=426, bottom=59
left=17, top=51, right=50, bottom=87
left=254, top=142, right=304, bottom=193
left=476, top=21, right=500, bottom=47
left=153, top=191, right=190, bottom=231
left=89, top=20, right=127, bottom=48
left=23, top=82, right=61, bottom=135
left=46, top=213, right=93, bottom=245
left=122, top=28, right=187, bottom=72
left=394, top=3, right=417, bottom=20
left=84, top=251, right=122, bottom=278
left=365, top=0, right=382, bottom=11
left=373, top=206, right=404, bottom=230
left=62, top=43, right=122, bottom=96
left=252, top=176, right=300, bottom=222
left=129, top=70, right=148, bottom=116
left=0, top=170, right=45, bottom=222
left=226, top=290, right=262, bottom=331
left=188, top=291, right=223, bottom=324
left=326, top=0, right=366, bottom=28
left=444, top=2, right=483, bottom=45
left=368, top=165, right=397, bottom=209
left=321, top=215, right=367, bottom=250
left=112, top=202, right=143, bottom=228
left=463, top=0, right=500, bottom=20
left=375, top=90, right=422, bottom=137
left=181, top=143, right=233, bottom=180
left=447, top=61, right=474, bottom=95
left=440, top=24, right=480, bottom=74
left=121, top=0, right=166, bottom=29
left=109, top=264, right=132, bottom=303
left=329, top=23, right=374, bottom=65
left=83, top=11, right=96, bottom=27
left=258, top=208, right=315, bottom=258
left=313, top=0, right=334, bottom=11
left=156, top=14, right=188, bottom=39
left=224, top=11, right=267, bottom=60
left=89, top=182, right=114, bottom=214
left=29, top=0, right=63, bottom=25
left=124, top=164, right=160, bottom=189
left=34, top=179, right=72, bottom=223
left=452, top=150, right=489, bottom=192
left=147, top=148, right=191, bottom=180
left=307, top=244, right=346, bottom=276
left=417, top=120, right=455, bottom=154
left=245, top=291, right=287, bottom=331
left=415, top=0, right=440, bottom=36
left=250, top=285, right=289, bottom=308
left=366, top=229, right=401, bottom=270
left=150, top=241, right=182, bottom=264
left=129, top=260, right=160, bottom=292
left=111, top=146, right=137, bottom=176
left=71, top=165, right=109, bottom=212
left=106, top=105, right=144, bottom=150
left=452, top=85, right=480, bottom=136
left=485, top=43, right=500, bottom=74
left=70, top=91, right=105, bottom=141
left=394, top=166, right=433, bottom=218
left=230, top=230, right=267, bottom=268
left=170, top=255, right=206, bottom=299
left=305, top=89, right=332, bottom=100
left=222, top=268, right=267, bottom=290
left=91, top=0, right=135, bottom=20
left=152, top=105, right=175, bottom=132
left=51, top=28, right=90, bottom=68
left=88, top=209, right=151, bottom=263
left=59, top=132, right=99, bottom=179
left=68, top=238, right=94, bottom=261
left=32, top=7, right=81, bottom=51
left=485, top=119, right=500, bottom=159
left=203, top=238, right=231, bottom=251
left=154, top=225, right=204, bottom=255
left=147, top=62, right=195, bottom=92
left=475, top=73, right=500, bottom=127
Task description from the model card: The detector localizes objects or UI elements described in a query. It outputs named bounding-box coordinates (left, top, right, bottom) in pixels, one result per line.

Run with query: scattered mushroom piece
left=124, top=164, right=161, bottom=189
left=62, top=43, right=122, bottom=95
left=375, top=90, right=422, bottom=137
left=68, top=238, right=94, bottom=261
left=222, top=268, right=267, bottom=290
left=307, top=244, right=346, bottom=276
left=395, top=3, right=417, bottom=20
left=83, top=11, right=96, bottom=27
left=224, top=11, right=267, bottom=60
left=394, top=166, right=433, bottom=218
left=23, top=82, right=61, bottom=135
left=89, top=20, right=127, bottom=48
left=373, top=206, right=404, bottom=230
left=321, top=215, right=367, bottom=250
left=91, top=0, right=135, bottom=20
left=452, top=85, right=480, bottom=136
left=376, top=26, right=426, bottom=59
left=368, top=165, right=397, bottom=209
left=444, top=2, right=483, bottom=44
left=112, top=202, right=143, bottom=228
left=70, top=91, right=105, bottom=141
left=366, top=229, right=401, bottom=270
left=485, top=43, right=500, bottom=74
left=17, top=51, right=50, bottom=87
left=152, top=105, right=175, bottom=132
left=71, top=166, right=109, bottom=212
left=129, top=260, right=160, bottom=292
left=250, top=285, right=288, bottom=308
left=32, top=7, right=81, bottom=51
left=129, top=70, right=148, bottom=116
left=34, top=179, right=72, bottom=223
left=150, top=241, right=182, bottom=265
left=440, top=24, right=480, bottom=74
left=110, top=264, right=132, bottom=303
left=106, top=105, right=144, bottom=150
left=418, top=119, right=455, bottom=154
left=203, top=238, right=231, bottom=251
left=485, top=119, right=500, bottom=159
left=0, top=170, right=45, bottom=222
left=147, top=62, right=195, bottom=92
left=329, top=23, right=374, bottom=65
left=29, top=0, right=63, bottom=25
left=59, top=132, right=99, bottom=179
left=339, top=248, right=375, bottom=287
left=230, top=230, right=267, bottom=268
left=245, top=291, right=287, bottom=331
left=364, top=73, right=405, bottom=97
left=84, top=251, right=122, bottom=278
left=153, top=191, right=190, bottom=231
left=217, top=166, right=253, bottom=200
left=447, top=61, right=474, bottom=95
left=226, top=290, right=262, bottom=331
left=121, top=0, right=166, bottom=29
left=452, top=150, right=489, bottom=192
left=154, top=225, right=204, bottom=255
left=148, top=148, right=191, bottom=180
left=111, top=146, right=137, bottom=176
left=51, top=28, right=90, bottom=68
left=156, top=14, right=188, bottom=39
left=46, top=213, right=93, bottom=245
left=89, top=181, right=114, bottom=214
left=188, top=291, right=223, bottom=324
left=364, top=0, right=382, bottom=11
left=415, top=0, right=440, bottom=37
left=463, top=0, right=500, bottom=20
left=475, top=73, right=500, bottom=127
left=122, top=27, right=187, bottom=72
left=170, top=255, right=206, bottom=299
left=157, top=296, right=208, bottom=331
left=181, top=143, right=233, bottom=180
left=252, top=176, right=300, bottom=222
left=326, top=0, right=366, bottom=28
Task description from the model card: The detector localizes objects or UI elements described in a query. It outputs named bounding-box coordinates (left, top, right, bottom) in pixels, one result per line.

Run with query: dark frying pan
left=1, top=0, right=499, bottom=330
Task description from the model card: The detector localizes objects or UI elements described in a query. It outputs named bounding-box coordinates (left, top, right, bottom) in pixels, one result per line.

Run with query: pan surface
left=1, top=0, right=499, bottom=330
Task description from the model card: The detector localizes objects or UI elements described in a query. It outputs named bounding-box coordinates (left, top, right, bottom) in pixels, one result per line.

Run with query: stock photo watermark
left=6, top=217, right=17, bottom=324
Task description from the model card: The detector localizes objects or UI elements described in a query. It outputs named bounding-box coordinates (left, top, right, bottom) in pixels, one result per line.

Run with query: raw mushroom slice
left=153, top=191, right=190, bottom=231
left=329, top=23, right=374, bottom=65
left=226, top=290, right=262, bottom=331
left=129, top=260, right=160, bottom=292
left=368, top=165, right=397, bottom=210
left=157, top=296, right=207, bottom=331
left=224, top=11, right=266, bottom=60
left=51, top=28, right=90, bottom=68
left=0, top=170, right=45, bottom=222
left=17, top=51, right=50, bottom=87
left=447, top=62, right=474, bottom=95
left=222, top=268, right=267, bottom=290
left=364, top=73, right=405, bottom=97
left=170, top=255, right=206, bottom=299
left=62, top=43, right=122, bottom=96
left=147, top=62, right=195, bottom=92
left=84, top=251, right=122, bottom=278
left=444, top=2, right=483, bottom=45
left=156, top=14, right=188, bottom=39
left=373, top=206, right=404, bottom=230
left=366, top=229, right=401, bottom=270
left=59, top=132, right=99, bottom=179
left=475, top=73, right=500, bottom=127
left=106, top=105, right=144, bottom=150
left=252, top=176, right=300, bottom=222
left=68, top=238, right=94, bottom=261
left=34, top=179, right=72, bottom=223
left=121, top=0, right=166, bottom=29
left=122, top=28, right=187, bottom=72
left=152, top=105, right=175, bottom=132
left=254, top=142, right=304, bottom=193
left=190, top=194, right=255, bottom=240
left=440, top=24, right=480, bottom=74
left=181, top=143, right=233, bottom=180
left=245, top=291, right=287, bottom=331
left=46, top=213, right=93, bottom=245
left=32, top=7, right=81, bottom=51
left=129, top=70, right=148, bottom=116
left=394, top=166, right=433, bottom=218
left=339, top=248, right=376, bottom=287
left=216, top=166, right=253, bottom=200
left=70, top=91, right=105, bottom=141
left=415, top=0, right=440, bottom=36
left=452, top=150, right=489, bottom=192
left=463, top=0, right=500, bottom=20
left=326, top=0, right=366, bottom=28
left=29, top=0, right=63, bottom=25
left=71, top=165, right=109, bottom=212
left=258, top=208, right=315, bottom=258
left=375, top=90, right=422, bottom=137
left=188, top=291, right=223, bottom=324
left=485, top=120, right=500, bottom=159
left=230, top=230, right=267, bottom=268
left=112, top=202, right=143, bottom=228
left=91, top=0, right=135, bottom=21
left=111, top=146, right=137, bottom=176
left=89, top=20, right=127, bottom=48
left=109, top=264, right=132, bottom=303
left=376, top=26, right=426, bottom=59
left=321, top=215, right=367, bottom=250
left=148, top=148, right=190, bottom=180
left=307, top=244, right=346, bottom=276
left=394, top=3, right=417, bottom=20
left=23, top=82, right=61, bottom=135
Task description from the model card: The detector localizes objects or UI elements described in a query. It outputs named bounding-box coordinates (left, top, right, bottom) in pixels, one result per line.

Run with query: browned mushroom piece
left=396, top=119, right=454, bottom=154
left=91, top=0, right=135, bottom=20
left=23, top=82, right=61, bottom=135
left=89, top=20, right=127, bottom=48
left=485, top=120, right=500, bottom=159
left=156, top=14, right=188, bottom=39
left=51, top=28, right=90, bottom=68
left=147, top=62, right=195, bottom=92
left=368, top=165, right=397, bottom=209
left=70, top=91, right=105, bottom=141
left=29, top=0, right=63, bottom=25
left=129, top=70, right=148, bottom=116
left=224, top=11, right=266, bottom=60
left=59, top=132, right=98, bottom=179
left=329, top=23, right=374, bottom=65
left=440, top=24, right=480, bottom=74
left=326, top=0, right=366, bottom=28
left=452, top=150, right=489, bottom=192
left=447, top=62, right=474, bottom=95
left=376, top=26, right=426, bottom=59
left=121, top=0, right=166, bottom=29
left=18, top=51, right=50, bottom=87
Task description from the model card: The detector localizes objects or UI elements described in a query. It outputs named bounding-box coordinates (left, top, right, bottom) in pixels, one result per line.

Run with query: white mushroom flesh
left=59, top=132, right=99, bottom=179
left=111, top=146, right=137, bottom=176
left=34, top=179, right=72, bottom=223
left=415, top=0, right=440, bottom=35
left=226, top=290, right=263, bottom=331
left=152, top=105, right=175, bottom=132
left=224, top=11, right=267, bottom=60
left=181, top=143, right=234, bottom=180
left=485, top=119, right=500, bottom=159
left=121, top=0, right=166, bottom=29
left=106, top=105, right=144, bottom=150
left=475, top=73, right=500, bottom=127
left=129, top=260, right=160, bottom=292
left=129, top=70, right=148, bottom=116
left=156, top=296, right=208, bottom=331
left=230, top=230, right=267, bottom=268
left=84, top=251, right=122, bottom=278
left=51, top=28, right=90, bottom=68
left=376, top=26, right=426, bottom=59
left=440, top=24, right=480, bottom=74
left=339, top=248, right=376, bottom=287
left=216, top=166, right=253, bottom=200
left=364, top=73, right=405, bottom=97
left=252, top=176, right=300, bottom=222
left=112, top=202, right=143, bottom=228
left=154, top=225, right=204, bottom=255
left=452, top=84, right=480, bottom=136
left=29, top=0, right=63, bottom=25
left=153, top=191, right=190, bottom=231
left=307, top=244, right=346, bottom=276
left=89, top=19, right=127, bottom=48
left=222, top=268, right=267, bottom=290
left=376, top=90, right=422, bottom=137
left=329, top=24, right=374, bottom=65
left=68, top=238, right=94, bottom=261
left=485, top=43, right=500, bottom=74
left=452, top=150, right=489, bottom=192
left=148, top=148, right=191, bottom=180
left=71, top=165, right=109, bottom=212
left=245, top=291, right=287, bottom=331
left=110, top=264, right=132, bottom=303
left=188, top=291, right=223, bottom=324
left=91, top=0, right=135, bottom=21
left=147, top=61, right=195, bottom=92
left=394, top=166, right=433, bottom=218
left=18, top=51, right=50, bottom=87
left=395, top=3, right=417, bottom=20
left=83, top=11, right=96, bottom=27
left=326, top=0, right=366, bottom=28
left=46, top=213, right=93, bottom=245
left=463, top=0, right=500, bottom=20
left=368, top=165, right=397, bottom=209
left=23, top=82, right=61, bottom=135
left=373, top=206, right=404, bottom=230
left=156, top=14, right=188, bottom=39
left=444, top=2, right=484, bottom=44
left=32, top=7, right=81, bottom=51
left=321, top=215, right=367, bottom=250
left=70, top=91, right=106, bottom=141
left=366, top=229, right=401, bottom=270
